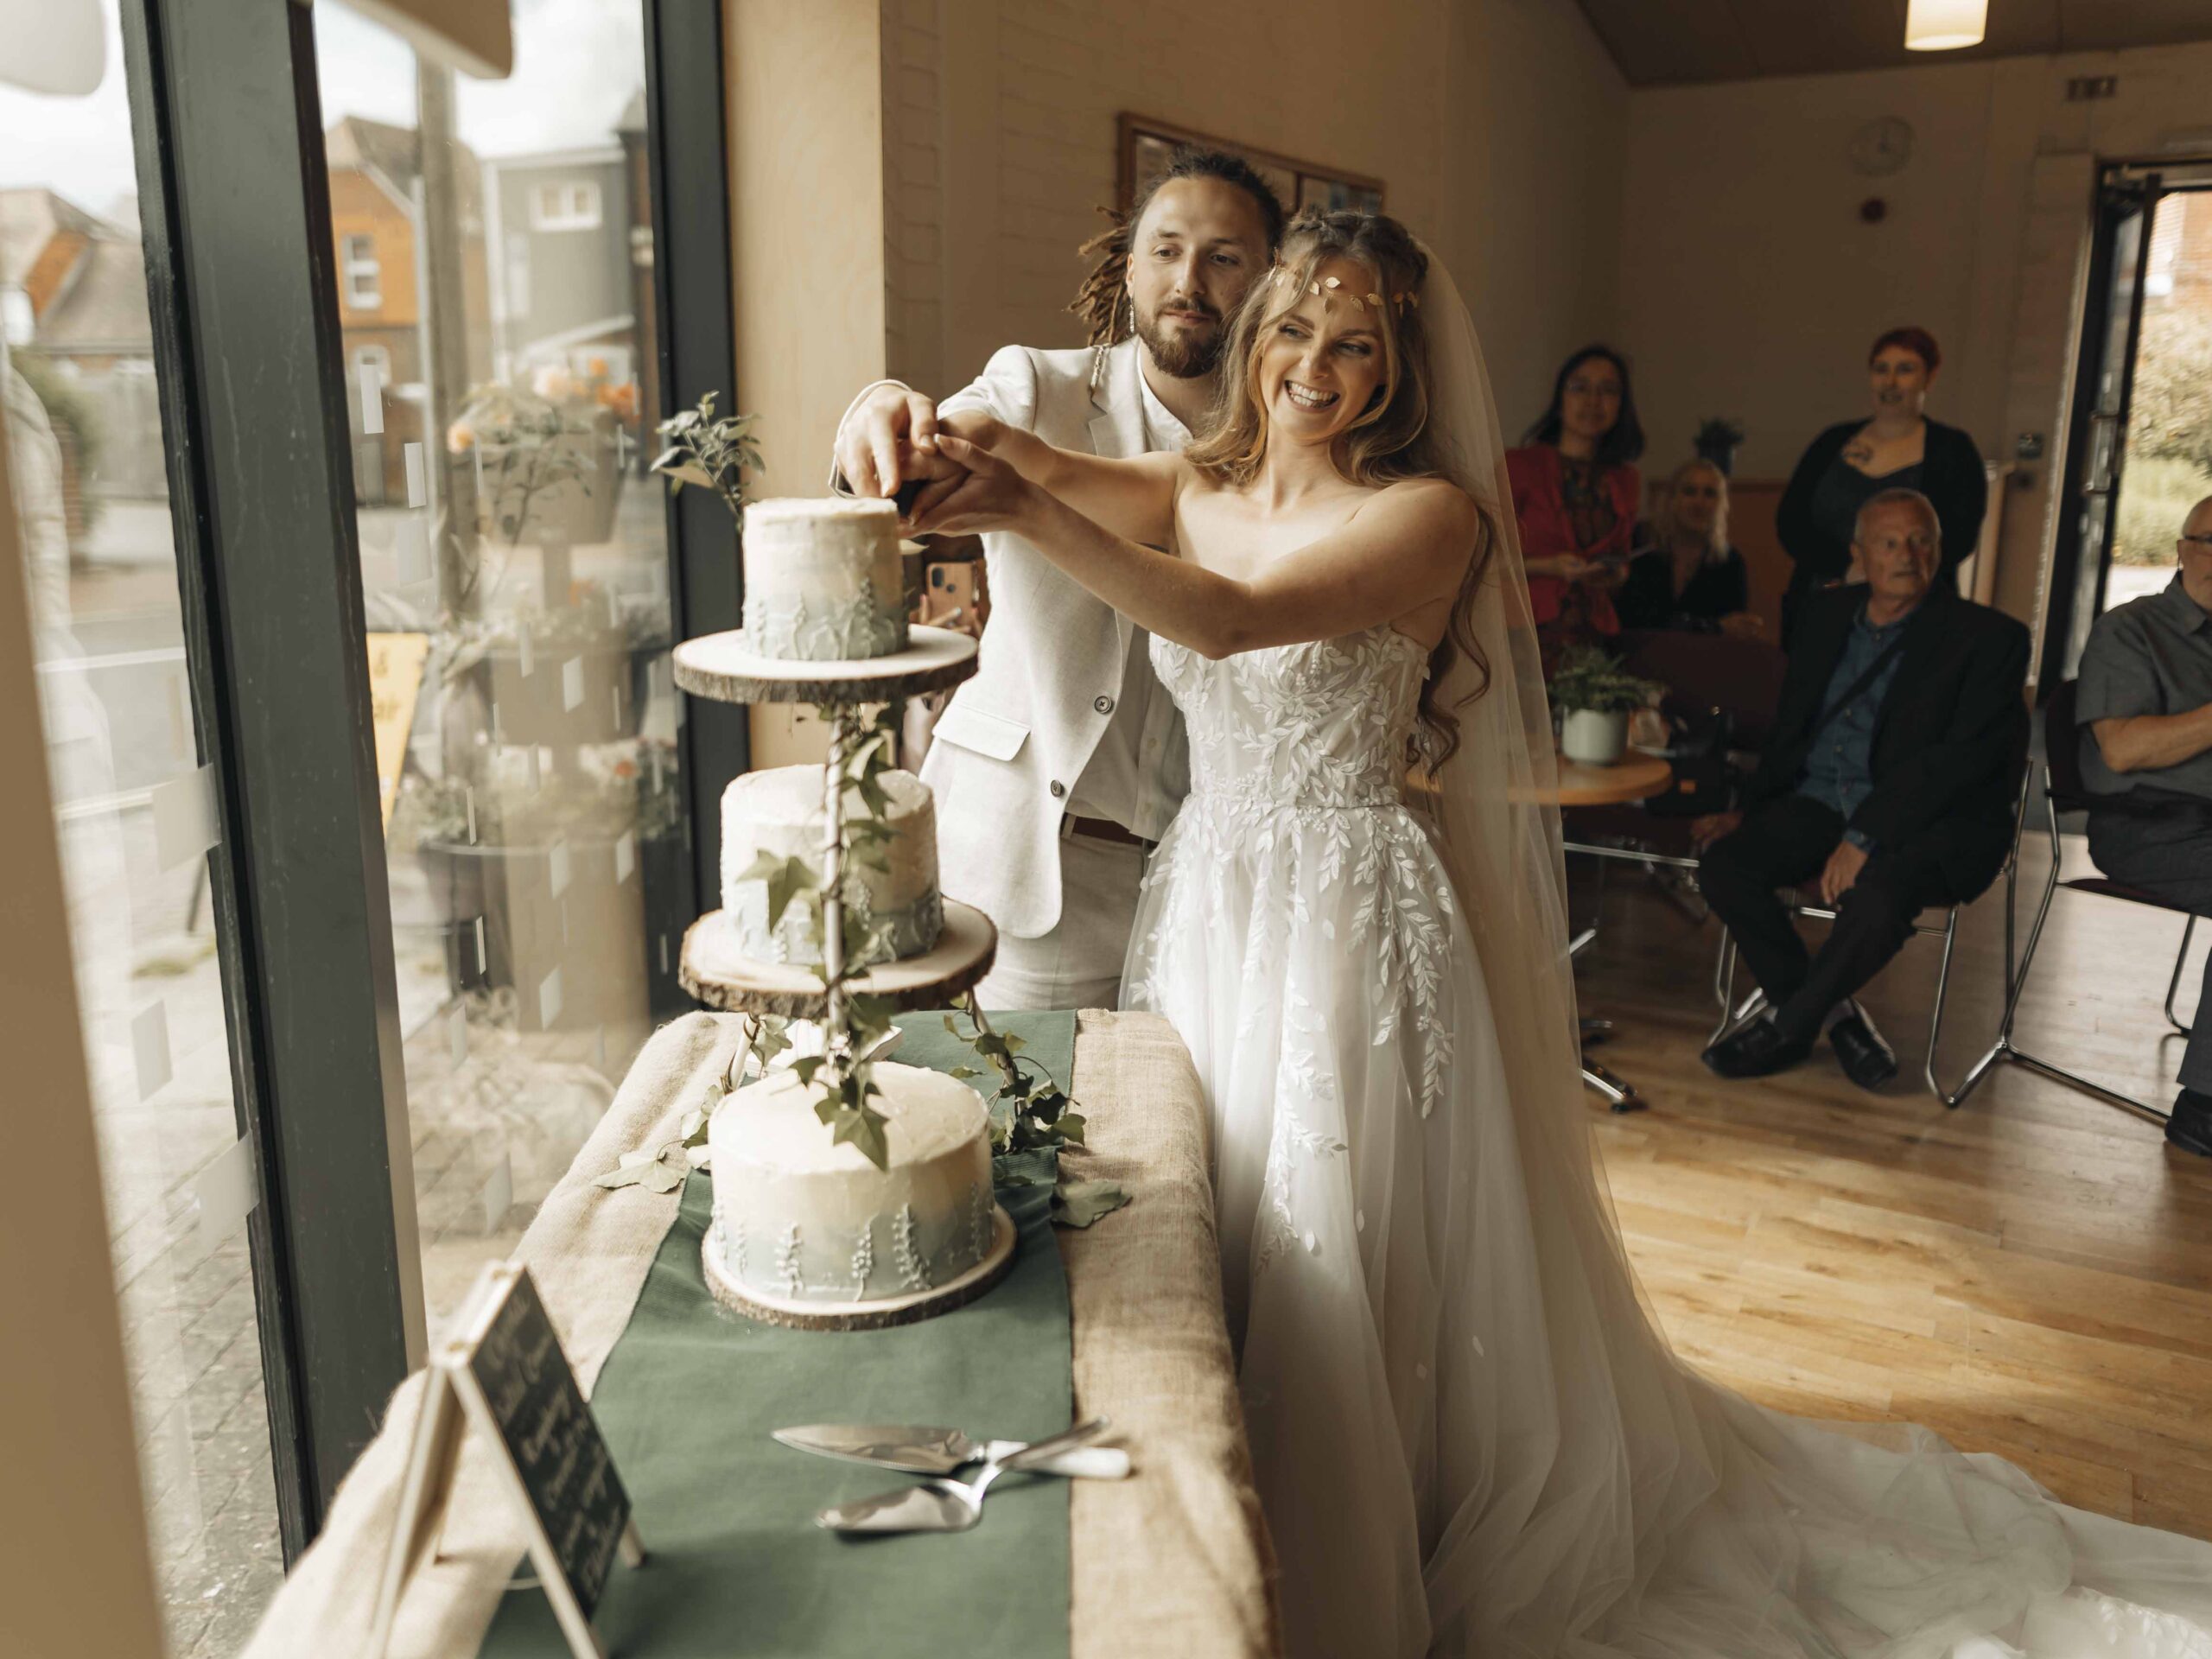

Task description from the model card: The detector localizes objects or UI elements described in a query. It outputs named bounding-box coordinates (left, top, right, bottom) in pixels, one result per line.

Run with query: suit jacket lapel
left=1087, top=338, right=1150, bottom=460
left=1872, top=588, right=1953, bottom=749
left=1080, top=339, right=1149, bottom=661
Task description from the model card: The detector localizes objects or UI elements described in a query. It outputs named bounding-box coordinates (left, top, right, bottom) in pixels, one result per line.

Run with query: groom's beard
left=1134, top=295, right=1225, bottom=379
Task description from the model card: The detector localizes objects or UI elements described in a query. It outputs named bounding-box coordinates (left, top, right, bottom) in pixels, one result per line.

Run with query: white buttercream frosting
left=741, top=496, right=907, bottom=660
left=706, top=1062, right=995, bottom=1303
left=719, top=764, right=942, bottom=966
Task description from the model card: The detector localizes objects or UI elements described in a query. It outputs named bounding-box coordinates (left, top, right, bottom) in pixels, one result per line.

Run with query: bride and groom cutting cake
left=823, top=147, right=2212, bottom=1656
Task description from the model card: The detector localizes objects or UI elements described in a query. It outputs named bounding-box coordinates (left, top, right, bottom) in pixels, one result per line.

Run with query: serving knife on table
left=773, top=1421, right=1129, bottom=1480
left=813, top=1419, right=1116, bottom=1534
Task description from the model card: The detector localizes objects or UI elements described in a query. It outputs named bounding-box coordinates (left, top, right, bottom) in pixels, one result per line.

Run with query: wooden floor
left=1573, top=832, right=2212, bottom=1538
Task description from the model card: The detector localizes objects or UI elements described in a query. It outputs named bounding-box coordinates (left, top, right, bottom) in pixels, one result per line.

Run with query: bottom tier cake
left=706, top=1060, right=1000, bottom=1310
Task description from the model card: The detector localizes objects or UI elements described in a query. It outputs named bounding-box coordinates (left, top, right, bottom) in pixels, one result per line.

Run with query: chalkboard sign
left=467, top=1267, right=633, bottom=1616
left=372, top=1262, right=643, bottom=1659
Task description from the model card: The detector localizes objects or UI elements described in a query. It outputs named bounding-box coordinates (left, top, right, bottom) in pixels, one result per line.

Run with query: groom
left=831, top=147, right=1285, bottom=1008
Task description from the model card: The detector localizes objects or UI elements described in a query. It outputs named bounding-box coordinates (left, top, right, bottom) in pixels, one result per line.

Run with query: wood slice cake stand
left=680, top=899, right=997, bottom=1018
left=673, top=623, right=978, bottom=704
left=675, top=618, right=1012, bottom=1328
left=701, top=1206, right=1017, bottom=1332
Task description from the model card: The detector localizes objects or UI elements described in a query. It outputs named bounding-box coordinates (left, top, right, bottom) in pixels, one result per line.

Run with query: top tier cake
left=741, top=497, right=907, bottom=662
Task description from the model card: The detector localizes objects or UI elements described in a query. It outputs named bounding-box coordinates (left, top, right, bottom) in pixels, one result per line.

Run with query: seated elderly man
left=2075, top=494, right=2212, bottom=1154
left=1694, top=487, right=2029, bottom=1089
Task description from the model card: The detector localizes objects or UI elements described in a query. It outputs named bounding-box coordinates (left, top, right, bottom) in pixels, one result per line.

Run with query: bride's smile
left=1256, top=254, right=1386, bottom=444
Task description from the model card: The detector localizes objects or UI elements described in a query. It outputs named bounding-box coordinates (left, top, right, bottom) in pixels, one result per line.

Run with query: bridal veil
left=1408, top=248, right=2212, bottom=1656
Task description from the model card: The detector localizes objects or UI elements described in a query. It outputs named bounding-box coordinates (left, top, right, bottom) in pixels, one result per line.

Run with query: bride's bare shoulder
left=1364, top=475, right=1481, bottom=535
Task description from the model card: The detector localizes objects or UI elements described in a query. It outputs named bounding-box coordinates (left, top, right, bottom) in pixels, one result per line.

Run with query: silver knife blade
left=772, top=1424, right=978, bottom=1476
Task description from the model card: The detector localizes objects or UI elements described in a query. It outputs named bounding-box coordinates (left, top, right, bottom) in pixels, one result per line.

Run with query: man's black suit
left=1699, top=583, right=2030, bottom=1042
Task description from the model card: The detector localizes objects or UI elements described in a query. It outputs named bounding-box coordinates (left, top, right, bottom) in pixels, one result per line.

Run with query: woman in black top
left=1618, top=458, right=1759, bottom=636
left=1775, top=326, right=1986, bottom=645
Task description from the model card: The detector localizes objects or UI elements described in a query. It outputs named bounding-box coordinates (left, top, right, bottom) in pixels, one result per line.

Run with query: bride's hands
left=904, top=429, right=1047, bottom=539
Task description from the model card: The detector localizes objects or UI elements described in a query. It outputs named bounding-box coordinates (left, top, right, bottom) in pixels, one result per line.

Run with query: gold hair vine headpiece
left=1274, top=266, right=1414, bottom=313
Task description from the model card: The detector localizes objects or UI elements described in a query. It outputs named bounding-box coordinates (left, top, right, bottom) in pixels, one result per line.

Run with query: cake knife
left=773, top=1421, right=1129, bottom=1480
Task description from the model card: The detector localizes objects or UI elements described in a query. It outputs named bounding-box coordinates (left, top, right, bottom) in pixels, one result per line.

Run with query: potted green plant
left=1549, top=646, right=1662, bottom=766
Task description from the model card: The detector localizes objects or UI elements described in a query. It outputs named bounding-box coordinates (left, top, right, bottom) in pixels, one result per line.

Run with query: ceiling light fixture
left=1905, top=0, right=1988, bottom=51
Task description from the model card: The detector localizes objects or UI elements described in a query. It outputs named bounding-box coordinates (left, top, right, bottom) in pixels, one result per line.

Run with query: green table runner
left=478, top=1012, right=1077, bottom=1659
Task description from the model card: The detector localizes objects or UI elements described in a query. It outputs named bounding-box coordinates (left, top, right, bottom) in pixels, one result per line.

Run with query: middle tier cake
left=721, top=763, right=943, bottom=967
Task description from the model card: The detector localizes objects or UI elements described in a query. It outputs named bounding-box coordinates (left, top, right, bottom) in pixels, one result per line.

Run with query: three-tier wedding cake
left=702, top=495, right=1004, bottom=1320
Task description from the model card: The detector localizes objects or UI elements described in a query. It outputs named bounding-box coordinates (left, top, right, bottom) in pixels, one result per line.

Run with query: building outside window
left=340, top=231, right=381, bottom=308
left=531, top=178, right=601, bottom=231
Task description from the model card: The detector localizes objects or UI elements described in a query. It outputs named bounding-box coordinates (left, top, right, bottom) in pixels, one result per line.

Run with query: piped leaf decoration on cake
left=891, top=1203, right=931, bottom=1291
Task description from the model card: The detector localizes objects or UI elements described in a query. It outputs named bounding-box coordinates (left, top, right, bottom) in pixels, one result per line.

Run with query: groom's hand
left=837, top=384, right=945, bottom=499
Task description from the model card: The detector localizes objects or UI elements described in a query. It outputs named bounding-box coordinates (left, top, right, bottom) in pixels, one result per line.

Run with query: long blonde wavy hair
left=1185, top=207, right=1499, bottom=764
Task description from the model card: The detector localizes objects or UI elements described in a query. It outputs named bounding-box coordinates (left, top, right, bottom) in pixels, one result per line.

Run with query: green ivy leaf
left=1052, top=1177, right=1130, bottom=1229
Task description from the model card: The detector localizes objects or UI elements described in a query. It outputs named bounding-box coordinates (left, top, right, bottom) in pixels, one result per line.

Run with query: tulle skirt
left=1125, top=792, right=2212, bottom=1658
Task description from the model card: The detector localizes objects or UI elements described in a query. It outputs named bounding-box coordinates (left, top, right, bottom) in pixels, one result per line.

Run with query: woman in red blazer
left=1506, top=345, right=1645, bottom=655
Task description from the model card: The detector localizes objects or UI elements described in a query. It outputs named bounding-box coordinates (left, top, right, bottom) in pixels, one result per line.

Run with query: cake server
left=815, top=1418, right=1112, bottom=1535
left=774, top=1421, right=1128, bottom=1480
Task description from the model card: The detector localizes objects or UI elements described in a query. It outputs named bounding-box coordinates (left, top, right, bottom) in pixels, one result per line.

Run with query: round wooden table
left=1550, top=749, right=1675, bottom=1113
left=1552, top=749, right=1673, bottom=808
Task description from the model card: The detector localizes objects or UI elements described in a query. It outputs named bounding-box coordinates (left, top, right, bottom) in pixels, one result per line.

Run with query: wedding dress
left=1119, top=255, right=2212, bottom=1657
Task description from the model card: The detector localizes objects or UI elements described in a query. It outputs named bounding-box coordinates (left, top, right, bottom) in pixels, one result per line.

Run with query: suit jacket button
left=1049, top=780, right=1066, bottom=798
left=1094, top=695, right=1116, bottom=715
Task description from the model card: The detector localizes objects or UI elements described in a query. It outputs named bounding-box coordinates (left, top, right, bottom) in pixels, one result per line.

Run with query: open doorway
left=2045, top=161, right=2212, bottom=682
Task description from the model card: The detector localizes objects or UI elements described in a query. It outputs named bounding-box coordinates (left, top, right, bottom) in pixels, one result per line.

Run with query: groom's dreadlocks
left=1071, top=144, right=1288, bottom=348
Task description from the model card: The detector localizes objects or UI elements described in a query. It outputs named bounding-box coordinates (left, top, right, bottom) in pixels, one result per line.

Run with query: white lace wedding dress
left=1124, top=623, right=2212, bottom=1659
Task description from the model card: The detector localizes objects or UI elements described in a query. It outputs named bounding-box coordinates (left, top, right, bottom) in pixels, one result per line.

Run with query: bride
left=903, top=207, right=2212, bottom=1656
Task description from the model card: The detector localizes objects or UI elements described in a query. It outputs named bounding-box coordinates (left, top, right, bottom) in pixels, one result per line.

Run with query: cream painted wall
left=880, top=0, right=1626, bottom=431
left=1618, top=42, right=2212, bottom=638
left=726, top=0, right=888, bottom=764
left=0, top=403, right=164, bottom=1656
left=1442, top=0, right=1630, bottom=435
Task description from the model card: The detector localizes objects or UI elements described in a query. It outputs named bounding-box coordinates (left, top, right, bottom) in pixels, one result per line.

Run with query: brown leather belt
left=1062, top=814, right=1156, bottom=851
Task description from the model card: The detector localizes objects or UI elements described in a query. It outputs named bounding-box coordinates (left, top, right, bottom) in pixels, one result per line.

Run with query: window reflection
left=318, top=1, right=680, bottom=1330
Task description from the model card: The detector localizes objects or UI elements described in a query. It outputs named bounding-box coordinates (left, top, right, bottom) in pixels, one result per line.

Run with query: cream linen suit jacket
left=908, top=337, right=1191, bottom=939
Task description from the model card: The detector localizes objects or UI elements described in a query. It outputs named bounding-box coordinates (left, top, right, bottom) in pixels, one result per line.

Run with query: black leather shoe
left=1701, top=1018, right=1815, bottom=1080
left=1827, top=1010, right=1898, bottom=1092
left=2167, top=1089, right=2212, bottom=1158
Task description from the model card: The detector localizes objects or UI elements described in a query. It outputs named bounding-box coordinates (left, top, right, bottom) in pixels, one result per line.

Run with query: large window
left=315, top=0, right=688, bottom=1332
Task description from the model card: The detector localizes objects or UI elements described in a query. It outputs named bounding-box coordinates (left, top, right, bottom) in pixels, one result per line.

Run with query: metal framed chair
left=1707, top=898, right=1964, bottom=1097
left=1939, top=679, right=2201, bottom=1122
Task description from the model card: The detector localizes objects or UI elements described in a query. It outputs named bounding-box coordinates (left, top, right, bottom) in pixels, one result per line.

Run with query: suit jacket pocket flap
left=931, top=704, right=1029, bottom=763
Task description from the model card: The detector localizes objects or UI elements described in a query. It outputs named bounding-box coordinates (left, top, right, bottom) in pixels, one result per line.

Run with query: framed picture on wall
left=1116, top=113, right=1384, bottom=219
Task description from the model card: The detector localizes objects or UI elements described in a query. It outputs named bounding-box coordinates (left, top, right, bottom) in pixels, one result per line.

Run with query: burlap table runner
left=240, top=1009, right=1277, bottom=1659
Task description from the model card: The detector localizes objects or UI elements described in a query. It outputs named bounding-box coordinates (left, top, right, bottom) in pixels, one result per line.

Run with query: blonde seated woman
left=893, top=206, right=2212, bottom=1658
left=1618, top=456, right=1763, bottom=637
